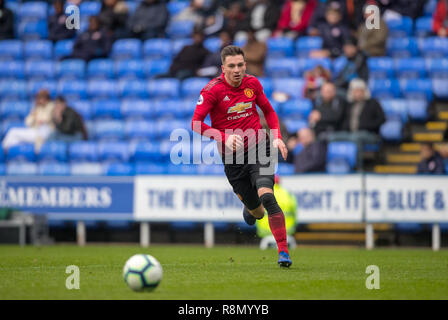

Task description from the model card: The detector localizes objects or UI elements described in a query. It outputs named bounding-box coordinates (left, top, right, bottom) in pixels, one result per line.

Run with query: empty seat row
left=369, top=78, right=448, bottom=100
left=368, top=57, right=448, bottom=79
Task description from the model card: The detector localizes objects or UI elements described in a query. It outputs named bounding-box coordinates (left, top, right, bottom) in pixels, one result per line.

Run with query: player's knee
left=259, top=193, right=281, bottom=215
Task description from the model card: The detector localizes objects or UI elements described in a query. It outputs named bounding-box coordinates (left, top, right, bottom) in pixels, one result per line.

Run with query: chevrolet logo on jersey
left=227, top=102, right=253, bottom=114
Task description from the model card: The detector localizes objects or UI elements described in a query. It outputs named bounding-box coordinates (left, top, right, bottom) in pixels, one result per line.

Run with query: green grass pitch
left=0, top=245, right=447, bottom=300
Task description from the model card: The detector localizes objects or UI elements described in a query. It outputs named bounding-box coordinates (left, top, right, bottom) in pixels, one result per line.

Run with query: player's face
left=222, top=55, right=246, bottom=86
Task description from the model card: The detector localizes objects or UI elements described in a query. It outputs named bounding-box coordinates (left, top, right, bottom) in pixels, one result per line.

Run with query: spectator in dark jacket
left=48, top=0, right=77, bottom=42
left=69, top=15, right=113, bottom=62
left=417, top=142, right=446, bottom=175
left=129, top=0, right=168, bottom=39
left=308, top=0, right=348, bottom=35
left=292, top=127, right=327, bottom=173
left=378, top=0, right=427, bottom=20
left=334, top=37, right=369, bottom=93
left=197, top=30, right=233, bottom=78
left=433, top=0, right=448, bottom=37
left=309, top=82, right=347, bottom=138
left=0, top=0, right=14, bottom=40
left=168, top=30, right=210, bottom=80
left=47, top=96, right=88, bottom=142
left=98, top=0, right=130, bottom=39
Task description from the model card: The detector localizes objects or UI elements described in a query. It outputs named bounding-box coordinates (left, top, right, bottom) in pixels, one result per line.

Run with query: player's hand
left=225, top=134, right=244, bottom=152
left=273, top=138, right=288, bottom=160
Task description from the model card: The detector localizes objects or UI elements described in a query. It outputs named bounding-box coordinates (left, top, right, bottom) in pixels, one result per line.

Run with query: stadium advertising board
left=365, top=175, right=448, bottom=222
left=0, top=176, right=134, bottom=219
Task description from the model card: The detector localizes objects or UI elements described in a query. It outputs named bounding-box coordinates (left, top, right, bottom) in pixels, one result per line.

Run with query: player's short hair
left=221, top=45, right=245, bottom=64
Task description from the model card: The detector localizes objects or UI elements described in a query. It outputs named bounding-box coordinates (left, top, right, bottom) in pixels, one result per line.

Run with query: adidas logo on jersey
left=223, top=96, right=230, bottom=101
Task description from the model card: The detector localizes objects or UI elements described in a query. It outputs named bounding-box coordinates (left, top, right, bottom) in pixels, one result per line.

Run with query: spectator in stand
left=378, top=0, right=427, bottom=20
left=357, top=2, right=388, bottom=56
left=48, top=0, right=77, bottom=42
left=309, top=82, right=347, bottom=139
left=167, top=30, right=210, bottom=80
left=433, top=0, right=448, bottom=37
left=0, top=0, right=14, bottom=40
left=2, top=90, right=54, bottom=151
left=47, top=96, right=88, bottom=143
left=129, top=0, right=168, bottom=40
left=242, top=28, right=267, bottom=77
left=197, top=30, right=233, bottom=78
left=235, top=0, right=281, bottom=42
left=334, top=37, right=369, bottom=93
left=68, top=15, right=113, bottom=62
left=417, top=142, right=446, bottom=175
left=274, top=0, right=317, bottom=39
left=329, top=78, right=385, bottom=167
left=223, top=1, right=247, bottom=38
left=288, top=127, right=327, bottom=173
left=98, top=0, right=130, bottom=39
left=310, top=4, right=351, bottom=58
left=308, top=0, right=348, bottom=36
left=303, top=64, right=331, bottom=100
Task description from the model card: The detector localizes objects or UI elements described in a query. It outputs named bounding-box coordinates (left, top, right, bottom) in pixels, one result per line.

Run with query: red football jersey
left=191, top=73, right=282, bottom=154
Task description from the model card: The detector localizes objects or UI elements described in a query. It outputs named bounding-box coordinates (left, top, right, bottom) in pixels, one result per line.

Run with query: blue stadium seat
left=204, top=37, right=221, bottom=52
left=18, top=20, right=48, bottom=39
left=327, top=141, right=357, bottom=169
left=418, top=37, right=448, bottom=58
left=367, top=57, right=395, bottom=79
left=394, top=58, right=426, bottom=79
left=87, top=59, right=115, bottom=79
left=130, top=142, right=162, bottom=162
left=1, top=121, right=25, bottom=139
left=23, top=40, right=52, bottom=60
left=171, top=38, right=193, bottom=55
left=272, top=78, right=305, bottom=99
left=0, top=80, right=28, bottom=100
left=118, top=79, right=149, bottom=98
left=27, top=80, right=57, bottom=98
left=111, top=39, right=142, bottom=60
left=0, top=163, right=6, bottom=174
left=297, top=58, right=331, bottom=75
left=196, top=163, right=224, bottom=176
left=98, top=141, right=130, bottom=162
left=0, top=100, right=30, bottom=121
left=407, top=99, right=428, bottom=121
left=56, top=59, right=86, bottom=79
left=415, top=16, right=433, bottom=37
left=6, top=143, right=36, bottom=162
left=385, top=16, right=413, bottom=37
left=87, top=79, right=118, bottom=99
left=148, top=78, right=180, bottom=98
left=424, top=0, right=437, bottom=16
left=380, top=99, right=408, bottom=123
left=18, top=2, right=48, bottom=20
left=267, top=37, right=294, bottom=57
left=125, top=120, right=158, bottom=141
left=54, top=39, right=74, bottom=59
left=58, top=79, right=87, bottom=100
left=38, top=162, right=70, bottom=176
left=7, top=162, right=38, bottom=175
left=0, top=61, right=25, bottom=79
left=143, top=39, right=172, bottom=59
left=143, top=58, right=171, bottom=77
left=166, top=163, right=198, bottom=175
left=399, top=79, right=433, bottom=100
left=69, top=142, right=99, bottom=162
left=280, top=99, right=312, bottom=119
left=103, top=162, right=135, bottom=176
left=0, top=40, right=23, bottom=60
left=71, top=100, right=92, bottom=120
left=70, top=162, right=104, bottom=176
left=380, top=120, right=403, bottom=141
left=121, top=99, right=153, bottom=120
left=295, top=36, right=322, bottom=57
left=37, top=141, right=68, bottom=162
left=167, top=1, right=189, bottom=16
left=94, top=120, right=125, bottom=140
left=135, top=162, right=167, bottom=174
left=277, top=163, right=294, bottom=175
left=265, top=58, right=300, bottom=78
left=156, top=119, right=190, bottom=138
left=331, top=56, right=347, bottom=76
left=79, top=1, right=101, bottom=16
left=426, top=58, right=448, bottom=78
left=386, top=37, right=418, bottom=58
left=115, top=59, right=144, bottom=79
left=258, top=77, right=273, bottom=97
left=283, top=119, right=307, bottom=134
left=178, top=99, right=196, bottom=118
left=181, top=77, right=209, bottom=97
left=166, top=20, right=194, bottom=38
left=432, top=79, right=448, bottom=98
left=125, top=1, right=138, bottom=14
left=326, top=158, right=351, bottom=174
left=25, top=60, right=55, bottom=80
left=369, top=78, right=401, bottom=99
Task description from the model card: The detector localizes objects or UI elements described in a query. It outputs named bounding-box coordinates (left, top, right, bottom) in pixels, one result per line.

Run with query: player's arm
left=254, top=80, right=288, bottom=160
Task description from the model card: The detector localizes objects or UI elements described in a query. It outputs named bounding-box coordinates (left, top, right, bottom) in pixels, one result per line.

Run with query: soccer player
left=191, top=45, right=292, bottom=268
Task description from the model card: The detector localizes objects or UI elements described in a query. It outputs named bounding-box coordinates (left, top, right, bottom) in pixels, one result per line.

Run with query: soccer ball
left=123, top=254, right=163, bottom=292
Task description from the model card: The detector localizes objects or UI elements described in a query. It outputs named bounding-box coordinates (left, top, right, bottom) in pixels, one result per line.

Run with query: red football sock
left=268, top=212, right=288, bottom=254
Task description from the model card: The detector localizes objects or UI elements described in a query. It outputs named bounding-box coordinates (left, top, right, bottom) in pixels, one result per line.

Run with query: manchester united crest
left=244, top=88, right=254, bottom=98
